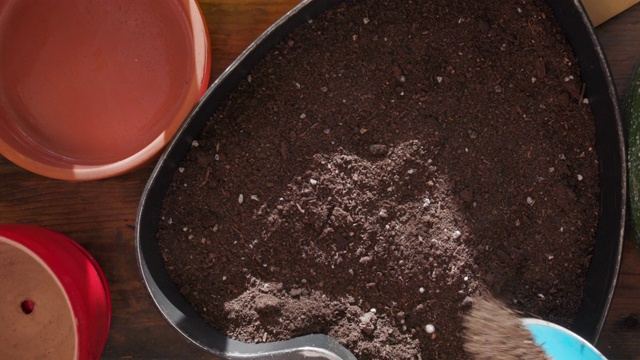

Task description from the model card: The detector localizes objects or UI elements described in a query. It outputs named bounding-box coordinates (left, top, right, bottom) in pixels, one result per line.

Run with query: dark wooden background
left=0, top=1, right=638, bottom=358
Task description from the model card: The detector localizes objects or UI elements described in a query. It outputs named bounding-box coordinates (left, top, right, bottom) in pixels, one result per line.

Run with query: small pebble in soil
left=369, top=144, right=388, bottom=155
left=425, top=324, right=436, bottom=334
left=359, top=311, right=377, bottom=335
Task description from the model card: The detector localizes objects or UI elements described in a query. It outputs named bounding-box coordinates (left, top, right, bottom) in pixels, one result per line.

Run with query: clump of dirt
left=157, top=0, right=599, bottom=359
left=463, top=295, right=550, bottom=360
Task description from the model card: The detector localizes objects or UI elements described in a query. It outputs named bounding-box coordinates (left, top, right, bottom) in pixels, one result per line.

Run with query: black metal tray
left=136, top=0, right=626, bottom=358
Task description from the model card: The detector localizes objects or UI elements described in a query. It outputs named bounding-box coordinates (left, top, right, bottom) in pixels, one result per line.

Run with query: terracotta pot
left=0, top=224, right=111, bottom=360
left=0, top=0, right=211, bottom=180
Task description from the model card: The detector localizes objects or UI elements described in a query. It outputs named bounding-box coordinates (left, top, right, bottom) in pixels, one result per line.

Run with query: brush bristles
left=462, top=295, right=550, bottom=360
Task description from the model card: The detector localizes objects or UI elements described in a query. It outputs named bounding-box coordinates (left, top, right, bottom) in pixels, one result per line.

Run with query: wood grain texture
left=201, top=0, right=301, bottom=81
left=0, top=1, right=638, bottom=359
left=596, top=3, right=640, bottom=100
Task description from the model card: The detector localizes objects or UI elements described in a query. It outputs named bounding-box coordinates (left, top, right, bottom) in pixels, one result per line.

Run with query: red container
left=0, top=225, right=111, bottom=360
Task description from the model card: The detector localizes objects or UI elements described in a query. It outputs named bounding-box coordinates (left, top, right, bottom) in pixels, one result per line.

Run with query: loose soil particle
left=157, top=0, right=599, bottom=359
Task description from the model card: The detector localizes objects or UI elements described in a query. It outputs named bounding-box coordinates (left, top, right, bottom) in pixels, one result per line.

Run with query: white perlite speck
left=191, top=140, right=200, bottom=147
left=526, top=196, right=535, bottom=205
left=238, top=194, right=244, bottom=204
left=425, top=324, right=435, bottom=333
left=419, top=287, right=425, bottom=294
left=452, top=230, right=461, bottom=239
left=363, top=17, right=370, bottom=24
left=310, top=179, right=318, bottom=185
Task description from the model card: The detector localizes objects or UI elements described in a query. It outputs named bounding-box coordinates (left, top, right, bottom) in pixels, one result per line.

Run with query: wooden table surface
left=1, top=1, right=639, bottom=359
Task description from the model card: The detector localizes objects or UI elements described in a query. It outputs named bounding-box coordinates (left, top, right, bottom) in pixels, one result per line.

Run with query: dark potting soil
left=157, top=0, right=599, bottom=359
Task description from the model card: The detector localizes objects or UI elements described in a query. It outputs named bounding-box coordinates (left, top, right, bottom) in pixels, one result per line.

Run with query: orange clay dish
left=0, top=0, right=210, bottom=180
